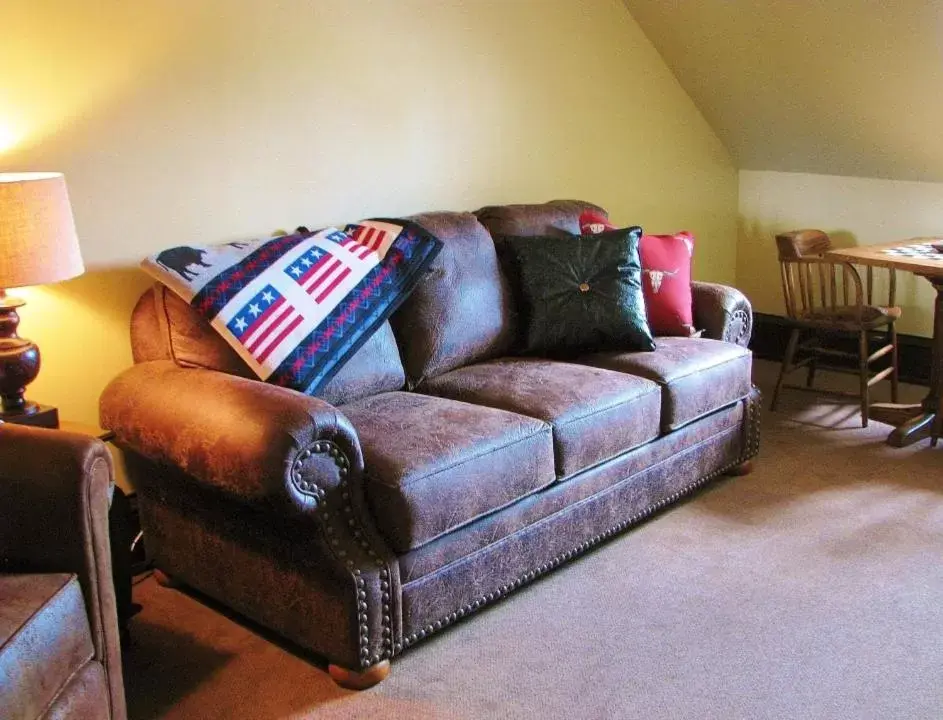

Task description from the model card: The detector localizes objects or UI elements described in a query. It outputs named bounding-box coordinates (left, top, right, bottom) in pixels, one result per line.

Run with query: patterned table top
left=828, top=239, right=943, bottom=278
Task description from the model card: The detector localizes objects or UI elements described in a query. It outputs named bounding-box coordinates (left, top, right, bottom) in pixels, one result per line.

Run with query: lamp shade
left=0, top=172, right=84, bottom=289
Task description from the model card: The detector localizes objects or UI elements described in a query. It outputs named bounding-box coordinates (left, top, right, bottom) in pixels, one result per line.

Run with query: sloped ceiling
left=623, top=0, right=943, bottom=182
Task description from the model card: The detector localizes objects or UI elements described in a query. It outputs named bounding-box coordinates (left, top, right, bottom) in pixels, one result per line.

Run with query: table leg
left=873, top=277, right=942, bottom=447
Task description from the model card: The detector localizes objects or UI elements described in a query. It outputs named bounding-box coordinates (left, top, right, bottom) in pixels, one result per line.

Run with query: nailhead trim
left=400, top=389, right=763, bottom=651
left=725, top=306, right=753, bottom=348
left=290, top=439, right=394, bottom=669
left=740, top=387, right=762, bottom=462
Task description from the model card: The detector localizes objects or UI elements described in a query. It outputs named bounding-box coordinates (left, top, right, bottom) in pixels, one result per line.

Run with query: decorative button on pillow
left=142, top=220, right=441, bottom=394
left=580, top=211, right=696, bottom=337
left=497, top=226, right=655, bottom=356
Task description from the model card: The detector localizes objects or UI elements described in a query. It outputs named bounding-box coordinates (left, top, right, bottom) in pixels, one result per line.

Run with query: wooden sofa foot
left=328, top=660, right=390, bottom=690
left=725, top=460, right=754, bottom=477
left=153, top=569, right=182, bottom=588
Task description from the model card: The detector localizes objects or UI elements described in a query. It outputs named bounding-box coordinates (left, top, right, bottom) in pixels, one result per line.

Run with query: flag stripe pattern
left=324, top=227, right=366, bottom=257
left=226, top=285, right=304, bottom=364
left=349, top=225, right=391, bottom=260
left=325, top=226, right=390, bottom=261
left=285, top=247, right=353, bottom=304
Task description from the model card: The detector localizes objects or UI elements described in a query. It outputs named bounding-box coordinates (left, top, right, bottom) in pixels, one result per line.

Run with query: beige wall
left=624, top=0, right=943, bottom=184
left=738, top=170, right=942, bottom=337
left=2, top=0, right=737, bottom=426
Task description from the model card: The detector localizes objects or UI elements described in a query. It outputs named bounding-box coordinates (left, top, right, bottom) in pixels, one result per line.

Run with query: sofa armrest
left=101, top=363, right=401, bottom=672
left=691, top=281, right=753, bottom=347
left=99, top=361, right=364, bottom=516
left=0, top=424, right=127, bottom=720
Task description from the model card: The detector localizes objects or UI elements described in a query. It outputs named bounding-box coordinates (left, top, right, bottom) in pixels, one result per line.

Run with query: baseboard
left=749, top=312, right=932, bottom=387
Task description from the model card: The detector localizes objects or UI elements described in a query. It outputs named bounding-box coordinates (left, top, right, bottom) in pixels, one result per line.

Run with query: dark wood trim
left=750, top=312, right=932, bottom=387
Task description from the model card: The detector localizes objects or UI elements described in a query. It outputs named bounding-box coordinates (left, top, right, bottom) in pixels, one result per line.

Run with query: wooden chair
left=770, top=229, right=900, bottom=427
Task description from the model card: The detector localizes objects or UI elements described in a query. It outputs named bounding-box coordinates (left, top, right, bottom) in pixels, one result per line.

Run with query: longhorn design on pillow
left=644, top=267, right=678, bottom=293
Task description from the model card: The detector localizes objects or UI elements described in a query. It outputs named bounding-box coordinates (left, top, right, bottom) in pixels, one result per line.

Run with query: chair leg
left=889, top=323, right=900, bottom=403
left=933, top=404, right=941, bottom=447
left=859, top=329, right=870, bottom=428
left=806, top=350, right=818, bottom=388
left=771, top=328, right=801, bottom=412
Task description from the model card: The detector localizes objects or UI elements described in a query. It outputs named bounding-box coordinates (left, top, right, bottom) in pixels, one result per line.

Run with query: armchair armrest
left=0, top=424, right=126, bottom=719
left=691, top=281, right=753, bottom=347
left=99, top=361, right=364, bottom=515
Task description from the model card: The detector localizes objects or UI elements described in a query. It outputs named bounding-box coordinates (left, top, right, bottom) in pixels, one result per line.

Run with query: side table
left=60, top=421, right=142, bottom=641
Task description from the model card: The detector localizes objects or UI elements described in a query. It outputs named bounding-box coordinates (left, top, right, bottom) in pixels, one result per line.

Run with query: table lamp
left=0, top=172, right=85, bottom=428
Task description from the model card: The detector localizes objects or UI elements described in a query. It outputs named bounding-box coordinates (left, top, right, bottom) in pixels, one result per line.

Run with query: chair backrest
left=775, top=229, right=896, bottom=321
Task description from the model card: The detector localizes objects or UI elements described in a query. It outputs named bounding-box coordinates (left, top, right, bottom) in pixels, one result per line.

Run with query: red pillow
left=579, top=212, right=695, bottom=337
left=579, top=210, right=615, bottom=235
left=638, top=231, right=695, bottom=336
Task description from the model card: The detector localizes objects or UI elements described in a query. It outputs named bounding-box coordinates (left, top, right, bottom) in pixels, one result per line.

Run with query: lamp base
left=0, top=403, right=59, bottom=428
left=0, top=289, right=43, bottom=419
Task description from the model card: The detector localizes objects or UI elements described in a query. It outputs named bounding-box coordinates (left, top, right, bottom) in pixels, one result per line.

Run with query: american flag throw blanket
left=142, top=219, right=441, bottom=393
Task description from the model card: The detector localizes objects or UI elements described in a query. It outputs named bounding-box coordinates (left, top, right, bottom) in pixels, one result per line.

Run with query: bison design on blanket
left=155, top=246, right=212, bottom=280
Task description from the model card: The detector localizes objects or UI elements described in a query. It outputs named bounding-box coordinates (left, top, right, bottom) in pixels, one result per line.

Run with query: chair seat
left=578, top=337, right=753, bottom=431
left=418, top=357, right=662, bottom=477
left=0, top=574, right=98, bottom=719
left=797, top=304, right=901, bottom=330
left=339, top=391, right=556, bottom=553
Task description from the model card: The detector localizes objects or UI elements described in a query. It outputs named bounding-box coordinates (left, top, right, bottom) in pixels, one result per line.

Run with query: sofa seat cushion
left=419, top=358, right=662, bottom=477
left=339, top=392, right=555, bottom=553
left=0, top=574, right=95, bottom=720
left=579, top=337, right=753, bottom=431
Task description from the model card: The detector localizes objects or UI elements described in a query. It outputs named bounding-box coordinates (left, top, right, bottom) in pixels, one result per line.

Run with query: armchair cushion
left=579, top=337, right=753, bottom=431
left=0, top=573, right=101, bottom=720
left=419, top=358, right=661, bottom=476
left=339, top=392, right=555, bottom=553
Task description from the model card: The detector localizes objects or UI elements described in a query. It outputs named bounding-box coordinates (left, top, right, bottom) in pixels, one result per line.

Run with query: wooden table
left=828, top=239, right=943, bottom=446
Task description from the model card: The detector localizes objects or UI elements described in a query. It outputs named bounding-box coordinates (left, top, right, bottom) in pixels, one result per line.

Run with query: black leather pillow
left=497, top=226, right=655, bottom=355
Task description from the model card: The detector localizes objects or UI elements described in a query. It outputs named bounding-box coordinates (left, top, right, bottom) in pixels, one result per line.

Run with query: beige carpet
left=123, top=360, right=943, bottom=719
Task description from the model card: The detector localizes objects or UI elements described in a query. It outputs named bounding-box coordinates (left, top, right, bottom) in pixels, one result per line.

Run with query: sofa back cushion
left=390, top=212, right=516, bottom=387
left=130, top=284, right=406, bottom=405
left=475, top=199, right=608, bottom=238
left=129, top=288, right=172, bottom=365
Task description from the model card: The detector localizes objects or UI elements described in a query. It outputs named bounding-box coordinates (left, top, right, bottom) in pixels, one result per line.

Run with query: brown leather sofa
left=100, top=200, right=759, bottom=689
left=0, top=424, right=127, bottom=719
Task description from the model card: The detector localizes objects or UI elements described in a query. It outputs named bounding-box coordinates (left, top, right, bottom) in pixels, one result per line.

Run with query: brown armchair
left=0, top=424, right=127, bottom=720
